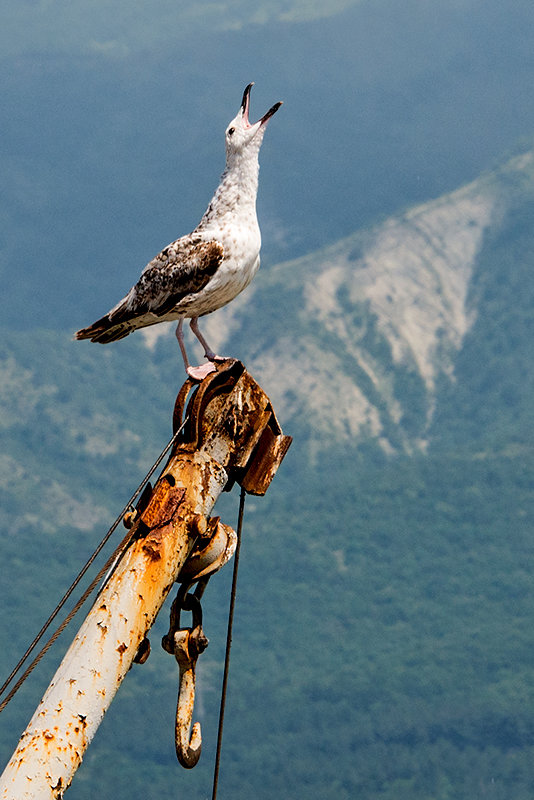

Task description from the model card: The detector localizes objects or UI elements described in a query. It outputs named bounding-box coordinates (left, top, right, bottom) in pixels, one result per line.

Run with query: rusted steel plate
left=241, top=426, right=293, bottom=496
left=140, top=479, right=186, bottom=529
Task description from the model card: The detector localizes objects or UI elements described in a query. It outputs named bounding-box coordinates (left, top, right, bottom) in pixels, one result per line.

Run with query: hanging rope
left=211, top=484, right=246, bottom=800
left=0, top=416, right=188, bottom=712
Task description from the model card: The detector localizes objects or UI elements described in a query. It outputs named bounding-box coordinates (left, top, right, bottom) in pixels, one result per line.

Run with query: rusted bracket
left=172, top=359, right=292, bottom=495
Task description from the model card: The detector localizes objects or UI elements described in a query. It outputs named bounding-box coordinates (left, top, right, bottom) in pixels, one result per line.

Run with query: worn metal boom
left=0, top=360, right=291, bottom=799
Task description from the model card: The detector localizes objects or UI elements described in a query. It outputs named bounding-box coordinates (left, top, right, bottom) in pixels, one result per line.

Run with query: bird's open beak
left=241, top=83, right=282, bottom=128
left=260, top=101, right=283, bottom=125
left=241, top=83, right=254, bottom=125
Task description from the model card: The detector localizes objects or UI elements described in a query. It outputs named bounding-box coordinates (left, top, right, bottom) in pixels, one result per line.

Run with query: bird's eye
left=227, top=127, right=235, bottom=136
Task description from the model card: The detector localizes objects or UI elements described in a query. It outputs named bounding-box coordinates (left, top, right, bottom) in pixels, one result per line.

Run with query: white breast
left=176, top=220, right=261, bottom=318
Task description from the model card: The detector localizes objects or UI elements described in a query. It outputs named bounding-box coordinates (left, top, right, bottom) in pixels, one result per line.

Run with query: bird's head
left=224, top=83, right=282, bottom=164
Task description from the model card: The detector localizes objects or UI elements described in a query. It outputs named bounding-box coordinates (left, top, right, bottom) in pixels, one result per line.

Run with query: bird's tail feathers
left=74, top=304, right=135, bottom=344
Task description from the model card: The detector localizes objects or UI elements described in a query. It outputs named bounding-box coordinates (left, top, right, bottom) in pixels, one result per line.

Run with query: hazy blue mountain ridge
left=188, top=146, right=534, bottom=456
left=3, top=0, right=534, bottom=330
left=2, top=0, right=534, bottom=792
left=1, top=144, right=533, bottom=539
left=1, top=142, right=534, bottom=798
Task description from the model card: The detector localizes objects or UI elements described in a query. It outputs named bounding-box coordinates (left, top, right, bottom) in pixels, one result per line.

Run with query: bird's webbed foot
left=186, top=362, right=218, bottom=381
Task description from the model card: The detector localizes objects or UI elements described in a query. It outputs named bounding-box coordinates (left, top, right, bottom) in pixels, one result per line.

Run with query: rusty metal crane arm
left=0, top=359, right=291, bottom=800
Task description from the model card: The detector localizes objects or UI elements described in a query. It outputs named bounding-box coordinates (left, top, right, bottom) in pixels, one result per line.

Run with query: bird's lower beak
left=240, top=83, right=282, bottom=128
left=260, top=101, right=283, bottom=125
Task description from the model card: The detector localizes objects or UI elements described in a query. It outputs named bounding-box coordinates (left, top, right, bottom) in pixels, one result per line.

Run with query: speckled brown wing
left=75, top=236, right=224, bottom=342
left=128, top=236, right=224, bottom=317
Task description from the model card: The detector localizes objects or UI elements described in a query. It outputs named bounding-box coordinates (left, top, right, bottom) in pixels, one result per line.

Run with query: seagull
left=75, top=83, right=282, bottom=380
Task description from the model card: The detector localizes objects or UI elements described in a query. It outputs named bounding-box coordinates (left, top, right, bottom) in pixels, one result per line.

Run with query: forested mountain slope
left=1, top=147, right=534, bottom=799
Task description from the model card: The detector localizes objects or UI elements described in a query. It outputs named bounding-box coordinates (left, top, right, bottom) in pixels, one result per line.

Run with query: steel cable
left=0, top=417, right=188, bottom=711
left=211, top=484, right=246, bottom=800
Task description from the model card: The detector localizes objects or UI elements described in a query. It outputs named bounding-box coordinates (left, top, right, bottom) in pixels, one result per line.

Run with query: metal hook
left=162, top=590, right=208, bottom=769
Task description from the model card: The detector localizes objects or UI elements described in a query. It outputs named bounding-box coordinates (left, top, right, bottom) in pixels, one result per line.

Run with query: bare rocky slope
left=2, top=144, right=534, bottom=800
left=191, top=148, right=534, bottom=453
left=1, top=146, right=533, bottom=540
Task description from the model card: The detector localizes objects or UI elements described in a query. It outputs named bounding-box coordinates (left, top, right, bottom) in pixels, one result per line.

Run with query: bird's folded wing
left=74, top=236, right=225, bottom=343
left=126, top=236, right=224, bottom=317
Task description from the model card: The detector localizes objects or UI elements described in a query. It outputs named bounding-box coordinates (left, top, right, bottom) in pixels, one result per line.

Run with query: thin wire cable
left=0, top=525, right=135, bottom=713
left=211, top=485, right=246, bottom=800
left=0, top=416, right=188, bottom=708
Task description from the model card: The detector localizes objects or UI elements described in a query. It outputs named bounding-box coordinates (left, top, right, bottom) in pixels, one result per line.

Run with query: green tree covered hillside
left=1, top=148, right=534, bottom=796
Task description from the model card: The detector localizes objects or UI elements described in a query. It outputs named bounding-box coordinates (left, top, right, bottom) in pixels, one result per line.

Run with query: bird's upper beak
left=241, top=83, right=282, bottom=129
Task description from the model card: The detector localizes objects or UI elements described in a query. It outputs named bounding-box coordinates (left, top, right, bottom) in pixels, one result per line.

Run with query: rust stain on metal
left=171, top=362, right=291, bottom=494
left=233, top=406, right=272, bottom=470
left=141, top=539, right=163, bottom=562
left=116, top=643, right=127, bottom=654
left=140, top=480, right=186, bottom=529
left=241, top=423, right=292, bottom=496
left=201, top=373, right=270, bottom=464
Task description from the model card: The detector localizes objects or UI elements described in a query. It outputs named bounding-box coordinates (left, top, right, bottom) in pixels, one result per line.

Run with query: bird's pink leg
left=176, top=319, right=216, bottom=381
left=175, top=319, right=190, bottom=368
left=189, top=317, right=226, bottom=363
left=175, top=320, right=214, bottom=380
